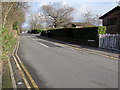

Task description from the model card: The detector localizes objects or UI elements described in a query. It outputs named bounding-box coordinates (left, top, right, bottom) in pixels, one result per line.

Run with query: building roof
left=67, top=22, right=93, bottom=26
left=99, top=6, right=120, bottom=19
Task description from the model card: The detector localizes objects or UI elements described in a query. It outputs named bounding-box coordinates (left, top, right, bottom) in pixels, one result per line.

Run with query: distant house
left=99, top=6, right=120, bottom=34
left=65, top=22, right=93, bottom=28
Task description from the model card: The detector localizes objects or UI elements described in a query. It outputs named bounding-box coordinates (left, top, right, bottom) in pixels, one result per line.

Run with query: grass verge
left=2, top=62, right=13, bottom=88
left=2, top=28, right=17, bottom=88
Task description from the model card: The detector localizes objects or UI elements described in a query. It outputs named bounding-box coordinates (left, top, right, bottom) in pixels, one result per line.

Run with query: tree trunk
left=2, top=3, right=15, bottom=28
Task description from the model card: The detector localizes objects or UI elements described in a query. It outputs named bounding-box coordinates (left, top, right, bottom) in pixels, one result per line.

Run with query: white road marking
left=39, top=42, right=49, bottom=48
left=28, top=36, right=49, bottom=48
left=28, top=35, right=65, bottom=47
left=33, top=38, right=64, bottom=47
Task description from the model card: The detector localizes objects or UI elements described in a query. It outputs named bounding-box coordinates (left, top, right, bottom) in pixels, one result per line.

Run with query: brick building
left=99, top=6, right=120, bottom=34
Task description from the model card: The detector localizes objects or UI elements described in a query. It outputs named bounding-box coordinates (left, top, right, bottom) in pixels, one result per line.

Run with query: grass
left=2, top=28, right=17, bottom=59
left=2, top=62, right=13, bottom=88
left=2, top=28, right=17, bottom=88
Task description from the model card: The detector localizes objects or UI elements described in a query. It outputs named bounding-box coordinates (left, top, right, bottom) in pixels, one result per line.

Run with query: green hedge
left=31, top=29, right=44, bottom=34
left=97, top=26, right=106, bottom=35
left=46, top=26, right=106, bottom=47
left=32, top=29, right=43, bottom=32
left=47, top=26, right=106, bottom=40
left=41, top=30, right=47, bottom=36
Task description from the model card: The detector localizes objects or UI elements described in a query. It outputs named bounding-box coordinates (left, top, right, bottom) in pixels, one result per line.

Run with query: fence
left=99, top=34, right=120, bottom=51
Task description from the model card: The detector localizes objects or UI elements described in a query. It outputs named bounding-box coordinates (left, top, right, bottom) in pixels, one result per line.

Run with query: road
left=18, top=34, right=118, bottom=88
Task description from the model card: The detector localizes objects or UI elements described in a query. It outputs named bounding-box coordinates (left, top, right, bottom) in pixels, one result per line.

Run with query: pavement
left=17, top=33, right=118, bottom=88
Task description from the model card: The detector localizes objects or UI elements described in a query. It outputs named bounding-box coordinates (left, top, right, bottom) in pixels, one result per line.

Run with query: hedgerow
left=46, top=26, right=106, bottom=47
left=47, top=26, right=106, bottom=39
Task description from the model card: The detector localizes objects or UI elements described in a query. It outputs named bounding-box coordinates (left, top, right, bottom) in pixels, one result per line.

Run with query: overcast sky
left=22, top=0, right=119, bottom=28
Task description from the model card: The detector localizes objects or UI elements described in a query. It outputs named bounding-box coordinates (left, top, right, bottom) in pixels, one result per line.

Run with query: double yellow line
left=63, top=44, right=119, bottom=60
left=12, top=37, right=39, bottom=89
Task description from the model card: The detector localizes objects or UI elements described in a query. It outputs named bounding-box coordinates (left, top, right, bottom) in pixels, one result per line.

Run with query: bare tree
left=92, top=14, right=102, bottom=26
left=2, top=2, right=17, bottom=28
left=82, top=11, right=102, bottom=26
left=40, top=3, right=74, bottom=28
left=2, top=2, right=29, bottom=29
left=28, top=12, right=45, bottom=29
left=83, top=11, right=93, bottom=24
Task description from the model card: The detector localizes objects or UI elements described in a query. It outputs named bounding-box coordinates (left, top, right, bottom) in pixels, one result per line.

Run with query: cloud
left=71, top=2, right=117, bottom=22
left=2, top=0, right=118, bottom=3
left=73, top=3, right=92, bottom=21
left=62, top=0, right=68, bottom=6
left=40, top=1, right=68, bottom=7
left=77, top=3, right=91, bottom=13
left=40, top=2, right=49, bottom=7
left=25, top=1, right=117, bottom=24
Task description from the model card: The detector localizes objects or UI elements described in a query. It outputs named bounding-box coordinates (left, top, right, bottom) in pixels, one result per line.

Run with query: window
left=107, top=18, right=117, bottom=25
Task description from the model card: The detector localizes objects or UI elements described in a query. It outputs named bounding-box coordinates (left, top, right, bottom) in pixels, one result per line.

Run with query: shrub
left=13, top=21, right=19, bottom=30
left=2, top=28, right=17, bottom=59
left=97, top=26, right=106, bottom=35
left=47, top=26, right=106, bottom=47
left=47, top=26, right=106, bottom=39
left=31, top=29, right=43, bottom=34
left=41, top=30, right=47, bottom=36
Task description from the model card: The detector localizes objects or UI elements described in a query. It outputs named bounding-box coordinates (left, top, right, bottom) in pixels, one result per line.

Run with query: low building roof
left=67, top=22, right=93, bottom=26
left=99, top=6, right=120, bottom=19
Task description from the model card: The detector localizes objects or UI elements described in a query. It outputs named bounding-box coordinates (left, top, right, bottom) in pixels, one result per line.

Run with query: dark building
left=100, top=6, right=120, bottom=34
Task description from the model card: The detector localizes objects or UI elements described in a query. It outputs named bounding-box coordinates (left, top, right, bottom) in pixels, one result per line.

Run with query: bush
left=48, top=26, right=106, bottom=39
left=47, top=26, right=106, bottom=47
left=97, top=26, right=106, bottom=35
left=2, top=28, right=17, bottom=59
left=74, top=27, right=99, bottom=40
left=41, top=30, right=47, bottom=36
left=31, top=29, right=43, bottom=34
left=13, top=21, right=19, bottom=30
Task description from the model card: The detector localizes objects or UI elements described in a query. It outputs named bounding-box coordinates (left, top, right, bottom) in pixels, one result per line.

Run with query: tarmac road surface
left=18, top=34, right=118, bottom=88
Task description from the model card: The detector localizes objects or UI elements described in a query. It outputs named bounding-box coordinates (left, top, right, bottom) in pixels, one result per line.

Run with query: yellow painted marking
left=15, top=38, right=39, bottom=89
left=12, top=46, right=31, bottom=88
left=50, top=41, right=118, bottom=60
left=65, top=44, right=118, bottom=60
left=7, top=56, right=17, bottom=88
